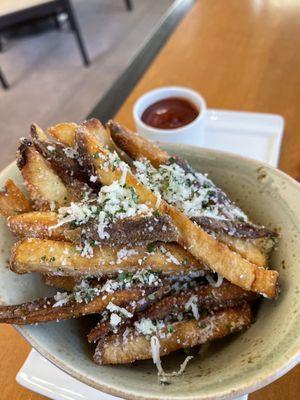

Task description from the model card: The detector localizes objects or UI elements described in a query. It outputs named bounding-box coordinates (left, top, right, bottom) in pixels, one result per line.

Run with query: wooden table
left=1, top=0, right=299, bottom=398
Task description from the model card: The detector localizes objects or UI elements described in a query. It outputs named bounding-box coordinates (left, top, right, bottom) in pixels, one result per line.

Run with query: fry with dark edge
left=0, top=285, right=162, bottom=325
left=94, top=304, right=252, bottom=364
left=88, top=281, right=257, bottom=343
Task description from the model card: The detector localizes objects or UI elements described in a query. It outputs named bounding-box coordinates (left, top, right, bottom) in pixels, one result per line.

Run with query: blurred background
left=0, top=0, right=172, bottom=167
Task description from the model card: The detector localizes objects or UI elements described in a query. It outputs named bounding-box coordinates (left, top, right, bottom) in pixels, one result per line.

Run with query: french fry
left=7, top=211, right=178, bottom=246
left=42, top=274, right=77, bottom=291
left=82, top=118, right=116, bottom=151
left=76, top=129, right=279, bottom=298
left=48, top=122, right=78, bottom=147
left=88, top=281, right=257, bottom=343
left=107, top=120, right=169, bottom=167
left=94, top=303, right=252, bottom=364
left=10, top=238, right=204, bottom=277
left=0, top=286, right=153, bottom=325
left=17, top=138, right=74, bottom=210
left=0, top=179, right=31, bottom=217
left=7, top=212, right=65, bottom=240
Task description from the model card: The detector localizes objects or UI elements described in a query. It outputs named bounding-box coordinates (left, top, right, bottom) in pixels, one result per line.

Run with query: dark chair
left=0, top=0, right=133, bottom=89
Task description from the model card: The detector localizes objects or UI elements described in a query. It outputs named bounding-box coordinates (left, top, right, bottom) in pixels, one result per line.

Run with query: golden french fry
left=48, top=122, right=78, bottom=147
left=0, top=179, right=31, bottom=217
left=42, top=274, right=77, bottom=291
left=7, top=212, right=65, bottom=240
left=10, top=238, right=204, bottom=277
left=95, top=303, right=252, bottom=364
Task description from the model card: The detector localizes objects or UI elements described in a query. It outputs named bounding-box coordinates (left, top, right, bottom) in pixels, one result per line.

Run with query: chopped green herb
left=168, top=156, right=176, bottom=164
left=147, top=243, right=155, bottom=253
left=129, top=187, right=139, bottom=203
left=182, top=257, right=189, bottom=267
left=118, top=271, right=127, bottom=282
left=153, top=210, right=160, bottom=218
left=93, top=152, right=100, bottom=159
left=199, top=321, right=207, bottom=329
left=49, top=256, right=56, bottom=262
left=40, top=255, right=47, bottom=262
left=167, top=325, right=174, bottom=333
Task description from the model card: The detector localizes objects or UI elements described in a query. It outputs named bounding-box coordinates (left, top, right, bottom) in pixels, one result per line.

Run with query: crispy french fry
left=0, top=179, right=31, bottom=217
left=94, top=303, right=252, bottom=364
left=217, top=234, right=267, bottom=266
left=7, top=211, right=178, bottom=246
left=10, top=238, right=204, bottom=277
left=7, top=212, right=65, bottom=240
left=48, top=122, right=78, bottom=147
left=0, top=286, right=153, bottom=325
left=42, top=274, right=77, bottom=291
left=107, top=120, right=169, bottom=167
left=76, top=129, right=279, bottom=298
left=88, top=281, right=257, bottom=343
left=82, top=118, right=116, bottom=151
left=17, top=138, right=74, bottom=210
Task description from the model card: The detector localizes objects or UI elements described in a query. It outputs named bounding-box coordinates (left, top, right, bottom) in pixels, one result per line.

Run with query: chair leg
left=124, top=0, right=133, bottom=11
left=0, top=67, right=9, bottom=90
left=62, top=0, right=90, bottom=66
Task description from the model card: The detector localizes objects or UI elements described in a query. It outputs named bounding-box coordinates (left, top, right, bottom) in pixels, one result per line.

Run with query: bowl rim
left=2, top=142, right=299, bottom=400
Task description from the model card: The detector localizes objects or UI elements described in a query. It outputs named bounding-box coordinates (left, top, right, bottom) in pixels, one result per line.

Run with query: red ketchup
left=141, top=97, right=199, bottom=130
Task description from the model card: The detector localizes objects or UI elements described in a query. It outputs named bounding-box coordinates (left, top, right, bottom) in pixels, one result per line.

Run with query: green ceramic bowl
left=0, top=144, right=299, bottom=399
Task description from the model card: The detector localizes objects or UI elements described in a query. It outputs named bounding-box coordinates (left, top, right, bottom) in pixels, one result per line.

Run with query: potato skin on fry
left=95, top=304, right=252, bottom=364
left=88, top=281, right=257, bottom=343
left=10, top=238, right=204, bottom=277
left=0, top=286, right=154, bottom=325
left=0, top=179, right=31, bottom=217
left=107, top=120, right=169, bottom=168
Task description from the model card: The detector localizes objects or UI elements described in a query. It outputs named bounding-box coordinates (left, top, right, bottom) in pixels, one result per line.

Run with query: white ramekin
left=133, top=86, right=206, bottom=146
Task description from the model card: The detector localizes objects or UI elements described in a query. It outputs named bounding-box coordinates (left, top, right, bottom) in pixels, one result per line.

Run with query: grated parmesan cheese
left=134, top=158, right=248, bottom=223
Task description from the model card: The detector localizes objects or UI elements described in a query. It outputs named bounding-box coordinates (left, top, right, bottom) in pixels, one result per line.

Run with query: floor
left=0, top=0, right=173, bottom=169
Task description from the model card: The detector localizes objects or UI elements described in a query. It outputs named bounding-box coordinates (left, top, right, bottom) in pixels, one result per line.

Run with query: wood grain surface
left=0, top=0, right=299, bottom=398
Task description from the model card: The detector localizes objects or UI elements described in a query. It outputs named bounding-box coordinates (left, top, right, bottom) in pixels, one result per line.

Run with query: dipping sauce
left=141, top=97, right=199, bottom=130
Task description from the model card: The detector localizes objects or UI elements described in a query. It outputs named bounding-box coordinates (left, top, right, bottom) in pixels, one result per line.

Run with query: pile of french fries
left=0, top=119, right=279, bottom=376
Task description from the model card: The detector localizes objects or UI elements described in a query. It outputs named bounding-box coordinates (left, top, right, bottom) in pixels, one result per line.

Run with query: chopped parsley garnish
left=226, top=322, right=232, bottom=333
left=167, top=325, right=174, bottom=333
left=92, top=152, right=100, bottom=159
left=153, top=210, right=160, bottom=218
left=118, top=271, right=127, bottom=282
left=147, top=243, right=155, bottom=253
left=40, top=255, right=47, bottom=262
left=182, top=257, right=189, bottom=267
left=129, top=187, right=139, bottom=204
left=199, top=321, right=207, bottom=329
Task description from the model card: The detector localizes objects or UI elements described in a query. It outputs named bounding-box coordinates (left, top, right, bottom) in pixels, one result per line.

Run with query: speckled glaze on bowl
left=0, top=144, right=299, bottom=400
